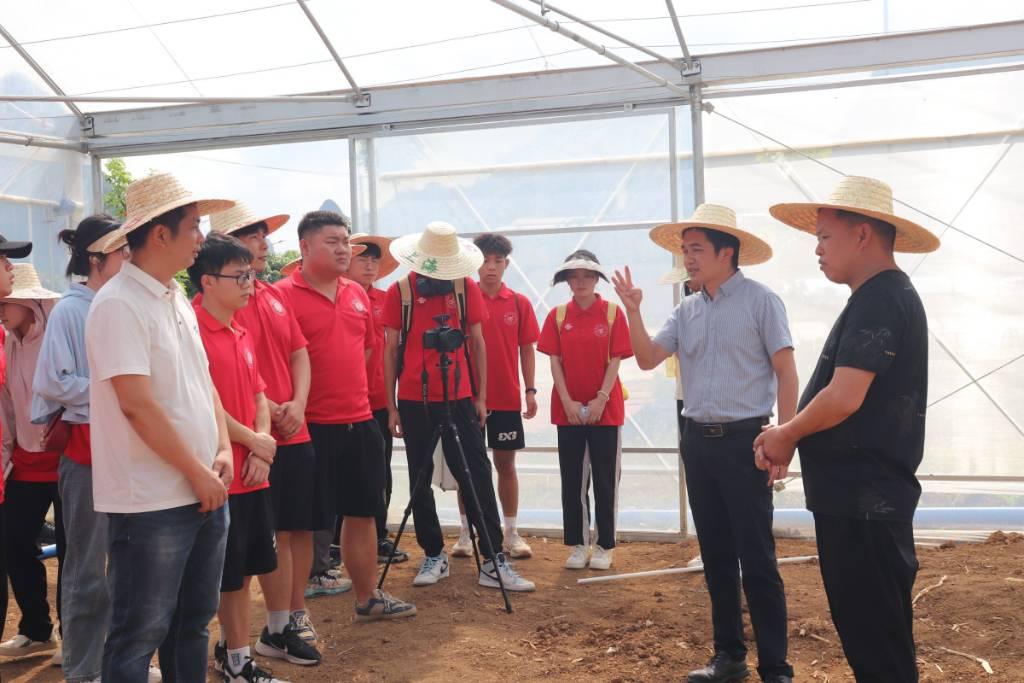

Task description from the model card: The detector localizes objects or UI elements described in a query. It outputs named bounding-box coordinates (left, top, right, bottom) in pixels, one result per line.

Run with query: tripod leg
left=378, top=426, right=443, bottom=590
left=446, top=423, right=513, bottom=614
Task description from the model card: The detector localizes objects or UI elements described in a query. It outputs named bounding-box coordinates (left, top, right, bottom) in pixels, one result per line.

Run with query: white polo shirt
left=86, top=262, right=219, bottom=513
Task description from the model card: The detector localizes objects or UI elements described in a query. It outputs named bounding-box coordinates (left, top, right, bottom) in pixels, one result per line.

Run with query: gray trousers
left=58, top=458, right=110, bottom=683
left=310, top=527, right=334, bottom=576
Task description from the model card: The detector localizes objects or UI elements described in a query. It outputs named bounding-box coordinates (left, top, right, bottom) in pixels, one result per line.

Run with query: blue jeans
left=58, top=458, right=110, bottom=682
left=102, top=503, right=229, bottom=683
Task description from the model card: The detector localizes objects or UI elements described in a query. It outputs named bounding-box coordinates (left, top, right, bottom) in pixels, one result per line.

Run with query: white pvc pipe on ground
left=577, top=555, right=818, bottom=585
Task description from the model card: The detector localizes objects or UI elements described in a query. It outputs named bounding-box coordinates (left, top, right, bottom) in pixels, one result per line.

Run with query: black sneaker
left=254, top=624, right=321, bottom=666
left=213, top=640, right=227, bottom=673
left=686, top=652, right=750, bottom=683
left=222, top=656, right=286, bottom=682
left=377, top=538, right=409, bottom=564
left=328, top=543, right=341, bottom=568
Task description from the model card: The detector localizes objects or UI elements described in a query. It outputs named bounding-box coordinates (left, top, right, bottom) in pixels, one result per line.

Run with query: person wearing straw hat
left=383, top=221, right=535, bottom=592
left=84, top=172, right=238, bottom=682
left=612, top=204, right=797, bottom=683
left=756, top=176, right=939, bottom=683
left=0, top=264, right=64, bottom=662
left=537, top=249, right=632, bottom=572
left=0, top=232, right=31, bottom=652
left=280, top=256, right=302, bottom=278
left=443, top=233, right=540, bottom=562
left=346, top=232, right=409, bottom=565
left=275, top=210, right=417, bottom=623
left=28, top=215, right=128, bottom=680
left=209, top=202, right=331, bottom=665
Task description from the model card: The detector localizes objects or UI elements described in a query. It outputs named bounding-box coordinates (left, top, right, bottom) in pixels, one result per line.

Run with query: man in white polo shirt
left=85, top=173, right=236, bottom=683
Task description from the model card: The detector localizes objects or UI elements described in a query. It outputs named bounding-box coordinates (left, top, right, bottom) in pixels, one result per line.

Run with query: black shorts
left=309, top=420, right=387, bottom=520
left=485, top=410, right=526, bottom=451
left=268, top=441, right=317, bottom=531
left=221, top=488, right=278, bottom=592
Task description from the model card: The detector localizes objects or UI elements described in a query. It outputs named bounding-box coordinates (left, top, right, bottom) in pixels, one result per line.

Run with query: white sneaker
left=480, top=554, right=535, bottom=592
left=505, top=532, right=533, bottom=559
left=304, top=571, right=352, bottom=597
left=412, top=553, right=450, bottom=586
left=149, top=665, right=163, bottom=682
left=450, top=532, right=473, bottom=557
left=589, top=545, right=614, bottom=570
left=564, top=545, right=590, bottom=569
left=0, top=633, right=58, bottom=657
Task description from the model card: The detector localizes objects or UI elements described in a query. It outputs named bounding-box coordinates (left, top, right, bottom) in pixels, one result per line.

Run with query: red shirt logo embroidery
left=244, top=349, right=255, bottom=368
left=352, top=300, right=367, bottom=313
left=373, top=305, right=384, bottom=318
left=593, top=324, right=608, bottom=338
left=503, top=311, right=517, bottom=326
left=270, top=299, right=286, bottom=316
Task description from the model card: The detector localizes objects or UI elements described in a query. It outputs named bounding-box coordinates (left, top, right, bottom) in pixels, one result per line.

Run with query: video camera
left=424, top=314, right=465, bottom=353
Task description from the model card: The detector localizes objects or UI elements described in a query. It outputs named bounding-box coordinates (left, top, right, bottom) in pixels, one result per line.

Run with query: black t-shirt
left=798, top=270, right=928, bottom=521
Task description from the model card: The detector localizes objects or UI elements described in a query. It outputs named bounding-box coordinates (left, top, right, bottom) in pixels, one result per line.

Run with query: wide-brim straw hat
left=86, top=224, right=128, bottom=254
left=280, top=256, right=302, bottom=277
left=658, top=266, right=689, bottom=285
left=389, top=222, right=483, bottom=280
left=209, top=201, right=288, bottom=237
left=120, top=172, right=235, bottom=233
left=769, top=176, right=940, bottom=253
left=650, top=204, right=772, bottom=266
left=552, top=256, right=609, bottom=285
left=2, top=263, right=60, bottom=301
left=350, top=233, right=399, bottom=280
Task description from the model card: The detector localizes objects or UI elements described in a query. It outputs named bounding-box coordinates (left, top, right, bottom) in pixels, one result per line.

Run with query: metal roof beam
left=0, top=22, right=87, bottom=127
left=294, top=0, right=369, bottom=107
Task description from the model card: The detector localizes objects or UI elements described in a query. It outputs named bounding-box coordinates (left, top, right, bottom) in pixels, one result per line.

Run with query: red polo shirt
left=383, top=275, right=488, bottom=403
left=64, top=423, right=92, bottom=466
left=275, top=271, right=374, bottom=425
left=231, top=280, right=311, bottom=445
left=479, top=283, right=539, bottom=411
left=537, top=295, right=632, bottom=427
left=366, top=287, right=388, bottom=412
left=11, top=445, right=60, bottom=482
left=195, top=304, right=269, bottom=495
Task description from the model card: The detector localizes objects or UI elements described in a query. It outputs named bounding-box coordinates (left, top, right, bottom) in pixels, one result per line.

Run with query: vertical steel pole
left=348, top=137, right=360, bottom=231
left=367, top=137, right=379, bottom=235
left=90, top=153, right=104, bottom=214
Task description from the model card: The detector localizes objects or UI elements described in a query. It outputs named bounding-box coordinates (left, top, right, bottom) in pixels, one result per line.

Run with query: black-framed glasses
left=205, top=270, right=256, bottom=286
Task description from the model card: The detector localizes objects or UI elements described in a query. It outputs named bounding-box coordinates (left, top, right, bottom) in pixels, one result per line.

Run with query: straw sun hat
left=650, top=204, right=772, bottom=266
left=770, top=176, right=940, bottom=253
left=120, top=172, right=235, bottom=233
left=280, top=256, right=302, bottom=277
left=350, top=233, right=399, bottom=280
left=209, top=201, right=289, bottom=237
left=389, top=222, right=483, bottom=280
left=2, top=263, right=60, bottom=301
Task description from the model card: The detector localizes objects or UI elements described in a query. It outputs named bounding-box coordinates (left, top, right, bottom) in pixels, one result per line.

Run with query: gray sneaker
left=355, top=589, right=417, bottom=623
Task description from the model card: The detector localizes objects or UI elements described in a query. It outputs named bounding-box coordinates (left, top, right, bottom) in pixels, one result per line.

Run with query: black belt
left=684, top=416, right=769, bottom=438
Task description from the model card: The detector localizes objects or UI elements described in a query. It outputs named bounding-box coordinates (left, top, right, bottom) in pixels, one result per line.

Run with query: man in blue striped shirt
left=614, top=204, right=798, bottom=683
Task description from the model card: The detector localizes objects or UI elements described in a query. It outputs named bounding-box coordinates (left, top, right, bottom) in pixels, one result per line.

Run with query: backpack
left=554, top=301, right=629, bottom=400
left=396, top=274, right=477, bottom=397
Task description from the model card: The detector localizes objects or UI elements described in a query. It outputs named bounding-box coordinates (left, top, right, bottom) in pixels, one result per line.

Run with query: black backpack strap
left=453, top=278, right=478, bottom=398
left=396, top=275, right=414, bottom=381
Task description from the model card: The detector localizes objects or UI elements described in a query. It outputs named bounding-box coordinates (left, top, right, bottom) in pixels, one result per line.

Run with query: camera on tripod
left=423, top=314, right=465, bottom=353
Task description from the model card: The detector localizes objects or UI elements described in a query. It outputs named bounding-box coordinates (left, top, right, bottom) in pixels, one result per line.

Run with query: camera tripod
left=378, top=338, right=513, bottom=614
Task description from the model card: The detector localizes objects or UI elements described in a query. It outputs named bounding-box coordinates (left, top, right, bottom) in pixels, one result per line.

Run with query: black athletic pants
left=373, top=408, right=394, bottom=542
left=814, top=513, right=919, bottom=683
left=556, top=425, right=621, bottom=549
left=3, top=480, right=65, bottom=642
left=399, top=398, right=504, bottom=560
left=681, top=422, right=792, bottom=680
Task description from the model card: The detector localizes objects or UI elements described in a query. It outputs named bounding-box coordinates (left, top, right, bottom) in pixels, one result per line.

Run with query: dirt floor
left=2, top=532, right=1022, bottom=682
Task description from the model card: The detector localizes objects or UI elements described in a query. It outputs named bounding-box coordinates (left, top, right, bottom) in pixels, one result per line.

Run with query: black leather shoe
left=762, top=676, right=792, bottom=683
left=687, top=652, right=751, bottom=683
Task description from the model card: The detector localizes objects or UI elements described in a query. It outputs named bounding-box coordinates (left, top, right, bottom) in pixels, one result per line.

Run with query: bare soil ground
left=3, top=532, right=1022, bottom=682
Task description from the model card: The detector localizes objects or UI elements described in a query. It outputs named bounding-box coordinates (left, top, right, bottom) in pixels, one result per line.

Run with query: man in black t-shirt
left=756, top=176, right=940, bottom=683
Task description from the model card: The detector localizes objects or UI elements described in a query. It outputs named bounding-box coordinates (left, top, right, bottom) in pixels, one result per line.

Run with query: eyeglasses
left=205, top=270, right=256, bottom=287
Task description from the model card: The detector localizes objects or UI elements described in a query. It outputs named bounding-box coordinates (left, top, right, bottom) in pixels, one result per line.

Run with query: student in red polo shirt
left=0, top=264, right=64, bottom=659
left=537, top=250, right=632, bottom=571
left=188, top=234, right=282, bottom=682
left=348, top=232, right=410, bottom=564
left=30, top=216, right=128, bottom=678
left=275, top=211, right=415, bottom=622
left=450, top=233, right=539, bottom=560
left=208, top=203, right=327, bottom=665
left=383, top=222, right=534, bottom=592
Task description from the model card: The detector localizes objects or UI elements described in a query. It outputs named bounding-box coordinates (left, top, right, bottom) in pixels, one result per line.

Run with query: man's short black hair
left=473, top=233, right=512, bottom=258
left=683, top=227, right=740, bottom=270
left=232, top=220, right=269, bottom=240
left=126, top=206, right=187, bottom=252
left=187, top=232, right=253, bottom=293
left=835, top=209, right=896, bottom=251
left=357, top=242, right=382, bottom=259
left=297, top=210, right=349, bottom=241
left=59, top=214, right=121, bottom=278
